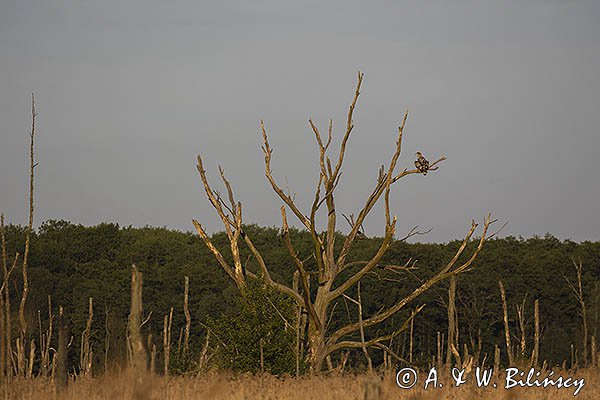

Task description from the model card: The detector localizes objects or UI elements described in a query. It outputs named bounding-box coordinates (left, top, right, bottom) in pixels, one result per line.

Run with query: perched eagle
left=414, top=152, right=430, bottom=175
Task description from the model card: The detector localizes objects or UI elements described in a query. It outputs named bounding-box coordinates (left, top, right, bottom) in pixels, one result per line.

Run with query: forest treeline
left=2, top=220, right=600, bottom=374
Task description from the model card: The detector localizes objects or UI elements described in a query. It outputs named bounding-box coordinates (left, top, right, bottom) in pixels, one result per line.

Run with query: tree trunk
left=163, top=308, right=173, bottom=375
left=80, top=297, right=93, bottom=376
left=307, top=324, right=327, bottom=373
left=446, top=276, right=457, bottom=366
left=533, top=299, right=540, bottom=367
left=1, top=214, right=12, bottom=379
left=516, top=296, right=527, bottom=359
left=128, top=265, right=146, bottom=373
left=56, top=306, right=69, bottom=390
left=499, top=281, right=513, bottom=366
left=183, top=276, right=191, bottom=352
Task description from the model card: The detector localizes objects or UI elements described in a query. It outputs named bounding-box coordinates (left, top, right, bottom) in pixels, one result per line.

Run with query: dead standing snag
left=192, top=72, right=495, bottom=372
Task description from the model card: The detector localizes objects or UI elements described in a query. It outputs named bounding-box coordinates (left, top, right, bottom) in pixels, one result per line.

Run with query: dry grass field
left=3, top=369, right=598, bottom=400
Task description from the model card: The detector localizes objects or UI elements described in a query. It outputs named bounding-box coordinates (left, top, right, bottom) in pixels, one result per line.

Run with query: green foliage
left=2, top=220, right=600, bottom=371
left=207, top=280, right=299, bottom=375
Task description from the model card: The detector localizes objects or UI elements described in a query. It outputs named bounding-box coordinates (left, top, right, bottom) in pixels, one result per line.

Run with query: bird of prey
left=414, top=152, right=430, bottom=175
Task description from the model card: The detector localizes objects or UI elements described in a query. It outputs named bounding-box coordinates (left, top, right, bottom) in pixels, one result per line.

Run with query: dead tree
left=499, top=280, right=513, bottom=366
left=163, top=307, right=173, bottom=375
left=565, top=257, right=589, bottom=367
left=515, top=294, right=528, bottom=359
left=39, top=295, right=53, bottom=377
left=104, top=304, right=110, bottom=375
left=128, top=265, right=147, bottom=373
left=183, top=276, right=191, bottom=352
left=1, top=95, right=38, bottom=378
left=56, top=306, right=69, bottom=389
left=446, top=276, right=458, bottom=366
left=1, top=215, right=14, bottom=379
left=2, top=252, right=19, bottom=377
left=0, top=96, right=37, bottom=379
left=192, top=72, right=497, bottom=371
left=19, top=94, right=37, bottom=340
left=80, top=297, right=93, bottom=376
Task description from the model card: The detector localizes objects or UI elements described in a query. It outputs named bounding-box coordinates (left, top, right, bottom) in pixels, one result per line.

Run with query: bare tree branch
left=192, top=71, right=491, bottom=371
left=281, top=207, right=321, bottom=330
left=0, top=253, right=19, bottom=296
left=327, top=215, right=494, bottom=346
left=260, top=121, right=312, bottom=230
left=329, top=304, right=425, bottom=354
left=331, top=71, right=364, bottom=183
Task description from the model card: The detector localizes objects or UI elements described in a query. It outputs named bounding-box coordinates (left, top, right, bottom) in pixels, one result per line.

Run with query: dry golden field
left=2, top=369, right=598, bottom=400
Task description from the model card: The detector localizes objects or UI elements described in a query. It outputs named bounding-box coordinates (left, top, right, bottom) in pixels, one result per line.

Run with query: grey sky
left=1, top=1, right=599, bottom=242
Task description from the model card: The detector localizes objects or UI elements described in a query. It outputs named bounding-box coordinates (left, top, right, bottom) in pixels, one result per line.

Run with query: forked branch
left=327, top=214, right=495, bottom=347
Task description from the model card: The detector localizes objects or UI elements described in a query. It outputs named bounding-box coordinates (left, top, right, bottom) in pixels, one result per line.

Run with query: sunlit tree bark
left=193, top=72, right=497, bottom=372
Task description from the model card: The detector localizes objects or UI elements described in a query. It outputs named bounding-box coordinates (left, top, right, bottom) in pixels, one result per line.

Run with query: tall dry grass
left=2, top=368, right=598, bottom=400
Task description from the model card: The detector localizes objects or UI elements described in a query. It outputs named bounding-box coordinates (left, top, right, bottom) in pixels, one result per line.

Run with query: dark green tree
left=208, top=280, right=298, bottom=375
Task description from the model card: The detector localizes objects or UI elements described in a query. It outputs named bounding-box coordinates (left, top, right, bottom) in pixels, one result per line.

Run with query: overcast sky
left=1, top=1, right=599, bottom=242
